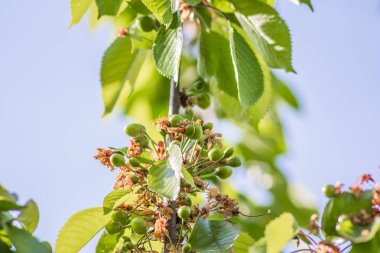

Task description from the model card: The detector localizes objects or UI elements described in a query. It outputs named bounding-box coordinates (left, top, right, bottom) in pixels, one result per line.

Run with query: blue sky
left=1, top=0, right=379, bottom=251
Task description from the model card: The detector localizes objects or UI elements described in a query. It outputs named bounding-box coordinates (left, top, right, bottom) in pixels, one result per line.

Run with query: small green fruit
left=122, top=236, right=132, bottom=242
left=223, top=146, right=234, bottom=158
left=124, top=123, right=145, bottom=137
left=169, top=114, right=184, bottom=127
left=226, top=157, right=241, bottom=167
left=139, top=16, right=155, bottom=32
left=131, top=175, right=139, bottom=184
left=185, top=124, right=195, bottom=138
left=124, top=241, right=134, bottom=250
left=208, top=148, right=224, bottom=162
left=197, top=94, right=211, bottom=109
left=129, top=157, right=140, bottom=167
left=105, top=221, right=123, bottom=235
left=322, top=184, right=335, bottom=198
left=111, top=210, right=128, bottom=223
left=134, top=135, right=149, bottom=148
left=177, top=206, right=191, bottom=220
left=191, top=124, right=203, bottom=140
left=131, top=217, right=147, bottom=234
left=202, top=122, right=213, bottom=131
left=217, top=166, right=233, bottom=179
left=183, top=243, right=192, bottom=252
left=110, top=153, right=125, bottom=167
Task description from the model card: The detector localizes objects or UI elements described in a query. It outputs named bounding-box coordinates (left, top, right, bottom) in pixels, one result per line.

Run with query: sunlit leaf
left=234, top=232, right=255, bottom=253
left=103, top=189, right=130, bottom=214
left=55, top=207, right=111, bottom=253
left=140, top=0, right=172, bottom=26
left=7, top=226, right=51, bottom=253
left=148, top=160, right=180, bottom=199
left=17, top=200, right=39, bottom=233
left=188, top=219, right=240, bottom=252
left=290, top=0, right=313, bottom=11
left=95, top=0, right=123, bottom=17
left=96, top=233, right=120, bottom=253
left=153, top=18, right=183, bottom=82
left=70, top=0, right=93, bottom=27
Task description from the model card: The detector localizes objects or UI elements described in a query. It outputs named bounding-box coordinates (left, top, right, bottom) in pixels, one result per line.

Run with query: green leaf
left=103, top=189, right=130, bottom=214
left=182, top=167, right=195, bottom=187
left=95, top=0, right=123, bottom=17
left=228, top=23, right=264, bottom=110
left=188, top=219, right=240, bottom=252
left=168, top=143, right=183, bottom=180
left=148, top=160, right=180, bottom=199
left=264, top=212, right=298, bottom=253
left=153, top=20, right=183, bottom=82
left=140, top=0, right=172, bottom=26
left=198, top=29, right=238, bottom=98
left=0, top=196, right=22, bottom=211
left=234, top=232, right=255, bottom=253
left=70, top=0, right=93, bottom=27
left=272, top=74, right=299, bottom=109
left=290, top=0, right=313, bottom=11
left=128, top=0, right=152, bottom=15
left=184, top=0, right=201, bottom=6
left=55, top=207, right=111, bottom=253
left=96, top=233, right=120, bottom=253
left=17, top=200, right=39, bottom=233
left=6, top=226, right=51, bottom=253
left=100, top=38, right=146, bottom=116
left=322, top=191, right=373, bottom=237
left=233, top=1, right=295, bottom=72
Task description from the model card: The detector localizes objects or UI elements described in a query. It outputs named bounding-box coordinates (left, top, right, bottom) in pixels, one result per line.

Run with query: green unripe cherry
left=131, top=217, right=147, bottom=234
left=177, top=206, right=191, bottom=220
left=322, top=184, right=336, bottom=198
left=208, top=148, right=224, bottom=162
left=202, top=122, right=213, bottom=131
left=217, top=166, right=233, bottom=179
left=131, top=175, right=139, bottom=184
left=105, top=221, right=123, bottom=235
left=223, top=146, right=234, bottom=158
left=122, top=236, right=132, bottom=243
left=123, top=241, right=134, bottom=250
left=139, top=16, right=155, bottom=32
left=110, top=153, right=125, bottom=167
left=129, top=157, right=140, bottom=167
left=111, top=210, right=128, bottom=223
left=185, top=124, right=195, bottom=138
left=191, top=124, right=203, bottom=140
left=197, top=94, right=211, bottom=109
left=226, top=157, right=241, bottom=167
left=124, top=123, right=145, bottom=137
left=183, top=243, right=192, bottom=253
left=134, top=135, right=149, bottom=148
left=169, top=114, right=184, bottom=127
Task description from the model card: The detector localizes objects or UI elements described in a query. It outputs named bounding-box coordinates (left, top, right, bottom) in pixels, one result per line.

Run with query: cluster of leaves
left=0, top=184, right=51, bottom=253
left=56, top=115, right=247, bottom=252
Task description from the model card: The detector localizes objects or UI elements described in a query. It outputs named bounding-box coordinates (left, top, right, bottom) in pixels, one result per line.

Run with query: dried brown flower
left=154, top=217, right=168, bottom=240
left=94, top=148, right=114, bottom=171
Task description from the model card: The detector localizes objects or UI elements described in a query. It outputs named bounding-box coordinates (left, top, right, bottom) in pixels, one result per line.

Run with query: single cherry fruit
left=217, top=166, right=233, bottom=179
left=124, top=123, right=145, bottom=137
left=110, top=153, right=125, bottom=167
left=223, top=146, right=234, bottom=159
left=122, top=236, right=132, bottom=243
left=111, top=210, right=128, bottom=223
left=185, top=124, right=195, bottom=138
left=131, top=175, right=139, bottom=184
left=123, top=241, right=134, bottom=250
left=208, top=148, right=224, bottom=162
left=169, top=114, right=184, bottom=127
left=178, top=206, right=191, bottom=220
left=131, top=217, right=147, bottom=234
left=105, top=221, right=123, bottom=235
left=191, top=124, right=203, bottom=140
left=129, top=157, right=140, bottom=167
left=202, top=122, right=213, bottom=131
left=322, top=184, right=335, bottom=198
left=197, top=94, right=211, bottom=109
left=183, top=243, right=192, bottom=252
left=226, top=157, right=241, bottom=167
left=134, top=135, right=149, bottom=148
left=139, top=16, right=155, bottom=32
